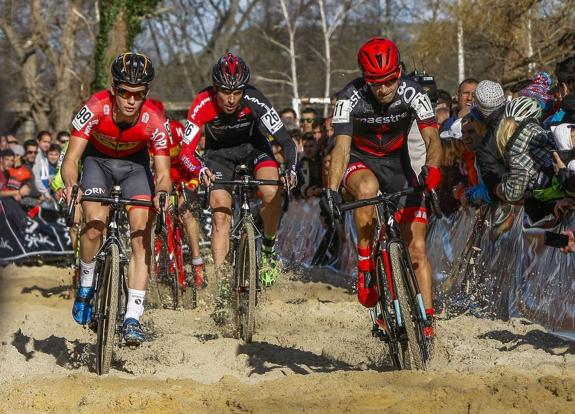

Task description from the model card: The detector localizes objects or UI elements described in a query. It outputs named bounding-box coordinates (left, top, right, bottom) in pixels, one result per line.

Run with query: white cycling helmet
left=505, top=96, right=542, bottom=122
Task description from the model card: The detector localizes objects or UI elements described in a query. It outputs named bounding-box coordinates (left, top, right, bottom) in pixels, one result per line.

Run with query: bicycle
left=340, top=185, right=434, bottom=371
left=207, top=164, right=287, bottom=343
left=67, top=185, right=165, bottom=375
left=153, top=182, right=207, bottom=310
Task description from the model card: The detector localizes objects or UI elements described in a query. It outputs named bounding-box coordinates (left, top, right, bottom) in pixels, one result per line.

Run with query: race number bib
left=183, top=121, right=200, bottom=144
left=72, top=106, right=94, bottom=130
left=411, top=93, right=434, bottom=120
left=261, top=108, right=283, bottom=134
left=332, top=99, right=351, bottom=123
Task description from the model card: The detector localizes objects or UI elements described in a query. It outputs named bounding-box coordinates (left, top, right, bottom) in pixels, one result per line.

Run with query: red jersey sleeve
left=179, top=90, right=213, bottom=176
left=145, top=106, right=171, bottom=157
left=71, top=91, right=107, bottom=139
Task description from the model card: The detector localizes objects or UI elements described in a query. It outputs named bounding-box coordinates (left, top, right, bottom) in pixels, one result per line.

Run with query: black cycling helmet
left=212, top=53, right=250, bottom=90
left=111, top=52, right=155, bottom=86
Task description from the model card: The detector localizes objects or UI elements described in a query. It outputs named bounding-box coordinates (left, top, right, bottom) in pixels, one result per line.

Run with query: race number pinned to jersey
left=183, top=121, right=200, bottom=144
left=261, top=108, right=283, bottom=134
left=72, top=106, right=94, bottom=131
left=411, top=93, right=434, bottom=120
left=332, top=99, right=352, bottom=124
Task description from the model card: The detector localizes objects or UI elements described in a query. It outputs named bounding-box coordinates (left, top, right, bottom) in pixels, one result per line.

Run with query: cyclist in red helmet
left=321, top=37, right=442, bottom=339
left=179, top=53, right=297, bottom=291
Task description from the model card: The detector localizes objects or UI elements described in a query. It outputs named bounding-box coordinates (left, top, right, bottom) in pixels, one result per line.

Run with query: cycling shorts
left=205, top=143, right=278, bottom=192
left=342, top=148, right=427, bottom=224
left=80, top=156, right=154, bottom=205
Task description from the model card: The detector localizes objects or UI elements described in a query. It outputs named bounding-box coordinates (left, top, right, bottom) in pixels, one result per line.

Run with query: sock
left=262, top=234, right=276, bottom=254
left=79, top=260, right=96, bottom=288
left=357, top=246, right=373, bottom=272
left=192, top=256, right=204, bottom=266
left=125, top=289, right=146, bottom=321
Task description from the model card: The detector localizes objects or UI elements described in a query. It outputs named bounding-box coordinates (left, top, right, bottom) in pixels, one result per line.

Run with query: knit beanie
left=519, top=71, right=554, bottom=110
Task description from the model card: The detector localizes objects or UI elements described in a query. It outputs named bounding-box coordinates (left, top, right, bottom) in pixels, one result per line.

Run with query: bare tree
left=0, top=0, right=97, bottom=132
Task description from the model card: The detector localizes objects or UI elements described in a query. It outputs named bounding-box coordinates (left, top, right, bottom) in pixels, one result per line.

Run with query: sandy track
left=0, top=265, right=574, bottom=413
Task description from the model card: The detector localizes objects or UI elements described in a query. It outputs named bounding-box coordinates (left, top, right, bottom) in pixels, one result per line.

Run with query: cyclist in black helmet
left=62, top=52, right=171, bottom=345
left=179, top=52, right=297, bottom=289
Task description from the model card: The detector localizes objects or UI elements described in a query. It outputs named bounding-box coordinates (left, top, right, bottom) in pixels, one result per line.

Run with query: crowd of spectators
left=0, top=130, right=69, bottom=220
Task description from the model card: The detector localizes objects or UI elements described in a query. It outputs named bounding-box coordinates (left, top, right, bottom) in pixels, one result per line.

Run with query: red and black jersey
left=179, top=85, right=296, bottom=176
left=71, top=90, right=171, bottom=159
left=332, top=77, right=437, bottom=156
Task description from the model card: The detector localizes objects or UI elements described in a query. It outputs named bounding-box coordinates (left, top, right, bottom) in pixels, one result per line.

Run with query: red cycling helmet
left=212, top=53, right=250, bottom=90
left=357, top=37, right=401, bottom=82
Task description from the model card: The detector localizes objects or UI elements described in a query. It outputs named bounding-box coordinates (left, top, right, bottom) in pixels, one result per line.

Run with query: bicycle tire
left=96, top=243, right=120, bottom=375
left=375, top=252, right=403, bottom=370
left=235, top=222, right=257, bottom=343
left=388, top=242, right=428, bottom=370
left=155, top=232, right=179, bottom=310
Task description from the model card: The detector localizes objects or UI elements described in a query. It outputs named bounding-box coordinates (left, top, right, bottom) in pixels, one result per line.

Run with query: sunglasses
left=300, top=118, right=315, bottom=124
left=367, top=71, right=401, bottom=88
left=27, top=150, right=38, bottom=154
left=115, top=87, right=147, bottom=100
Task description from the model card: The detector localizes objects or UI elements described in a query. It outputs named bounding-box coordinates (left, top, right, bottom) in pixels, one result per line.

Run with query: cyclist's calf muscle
left=210, top=189, right=233, bottom=268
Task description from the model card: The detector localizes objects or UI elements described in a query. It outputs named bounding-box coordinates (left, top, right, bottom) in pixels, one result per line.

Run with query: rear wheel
left=96, top=243, right=120, bottom=375
left=235, top=223, right=257, bottom=343
left=388, top=242, right=428, bottom=370
left=153, top=231, right=179, bottom=310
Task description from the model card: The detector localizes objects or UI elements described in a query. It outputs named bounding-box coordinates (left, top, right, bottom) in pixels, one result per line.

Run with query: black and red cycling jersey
left=71, top=90, right=170, bottom=159
left=179, top=85, right=296, bottom=176
left=332, top=77, right=437, bottom=156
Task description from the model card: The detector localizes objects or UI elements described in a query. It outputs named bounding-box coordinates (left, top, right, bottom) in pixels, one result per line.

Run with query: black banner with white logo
left=0, top=200, right=73, bottom=265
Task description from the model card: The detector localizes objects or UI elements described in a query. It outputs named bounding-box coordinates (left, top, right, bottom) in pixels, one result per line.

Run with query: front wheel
left=234, top=223, right=257, bottom=343
left=95, top=243, right=120, bottom=375
left=388, top=242, right=429, bottom=370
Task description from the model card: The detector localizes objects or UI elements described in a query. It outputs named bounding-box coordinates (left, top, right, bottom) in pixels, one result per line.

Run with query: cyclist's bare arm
left=420, top=127, right=441, bottom=168
left=327, top=134, right=352, bottom=191
left=61, top=136, right=88, bottom=203
left=153, top=155, right=172, bottom=210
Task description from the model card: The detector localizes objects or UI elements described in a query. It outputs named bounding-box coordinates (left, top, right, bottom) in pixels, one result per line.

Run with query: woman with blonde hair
left=495, top=96, right=553, bottom=204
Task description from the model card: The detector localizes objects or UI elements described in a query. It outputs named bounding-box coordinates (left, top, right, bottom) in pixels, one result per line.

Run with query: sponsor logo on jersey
left=93, top=131, right=141, bottom=151
left=142, top=112, right=150, bottom=123
left=357, top=111, right=409, bottom=124
left=103, top=104, right=110, bottom=115
left=191, top=96, right=211, bottom=121
left=243, top=93, right=270, bottom=111
left=151, top=128, right=167, bottom=149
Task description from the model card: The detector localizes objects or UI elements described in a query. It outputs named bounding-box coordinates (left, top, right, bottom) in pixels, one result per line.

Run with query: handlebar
left=340, top=186, right=425, bottom=212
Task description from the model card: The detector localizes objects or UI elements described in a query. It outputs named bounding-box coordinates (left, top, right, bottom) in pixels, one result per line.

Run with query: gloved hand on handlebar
left=319, top=188, right=343, bottom=224
left=419, top=165, right=441, bottom=191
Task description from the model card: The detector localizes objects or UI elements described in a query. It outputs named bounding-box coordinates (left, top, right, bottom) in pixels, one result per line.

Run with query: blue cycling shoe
left=123, top=318, right=145, bottom=346
left=72, top=287, right=94, bottom=325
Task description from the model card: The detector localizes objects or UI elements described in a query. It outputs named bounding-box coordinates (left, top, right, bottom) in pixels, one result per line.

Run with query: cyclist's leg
left=210, top=189, right=232, bottom=268
left=343, top=160, right=379, bottom=307
left=178, top=192, right=206, bottom=287
left=253, top=161, right=281, bottom=240
left=74, top=156, right=111, bottom=324
left=399, top=220, right=431, bottom=309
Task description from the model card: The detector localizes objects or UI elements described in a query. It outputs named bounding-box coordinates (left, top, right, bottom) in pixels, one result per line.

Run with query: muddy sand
left=0, top=265, right=573, bottom=413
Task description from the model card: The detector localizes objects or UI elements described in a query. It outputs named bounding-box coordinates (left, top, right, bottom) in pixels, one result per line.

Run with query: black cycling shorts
left=80, top=156, right=154, bottom=202
left=205, top=143, right=278, bottom=192
left=342, top=148, right=426, bottom=224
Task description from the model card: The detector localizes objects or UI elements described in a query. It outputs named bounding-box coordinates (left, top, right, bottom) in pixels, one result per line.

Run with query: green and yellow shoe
left=260, top=250, right=281, bottom=287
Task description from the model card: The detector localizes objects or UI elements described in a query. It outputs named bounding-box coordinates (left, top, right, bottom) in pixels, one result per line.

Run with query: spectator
left=494, top=97, right=553, bottom=208
left=473, top=80, right=507, bottom=200
left=0, top=135, right=6, bottom=151
left=300, top=107, right=317, bottom=133
left=545, top=56, right=575, bottom=127
left=56, top=131, right=70, bottom=148
left=287, top=128, right=303, bottom=160
left=311, top=120, right=324, bottom=143
left=6, top=135, right=18, bottom=148
left=280, top=108, right=297, bottom=124
left=551, top=123, right=575, bottom=194
left=22, top=139, right=38, bottom=171
left=33, top=130, right=53, bottom=201
left=46, top=143, right=61, bottom=190
left=518, top=72, right=555, bottom=118
left=509, top=79, right=533, bottom=99
left=0, top=149, right=31, bottom=201
left=435, top=89, right=453, bottom=130
left=443, top=78, right=478, bottom=132
left=437, top=126, right=466, bottom=216
left=324, top=116, right=334, bottom=140
left=298, top=133, right=323, bottom=199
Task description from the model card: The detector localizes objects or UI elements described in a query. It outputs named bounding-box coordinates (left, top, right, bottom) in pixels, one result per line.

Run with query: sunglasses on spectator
left=115, top=87, right=147, bottom=100
left=27, top=150, right=38, bottom=154
left=300, top=118, right=315, bottom=124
